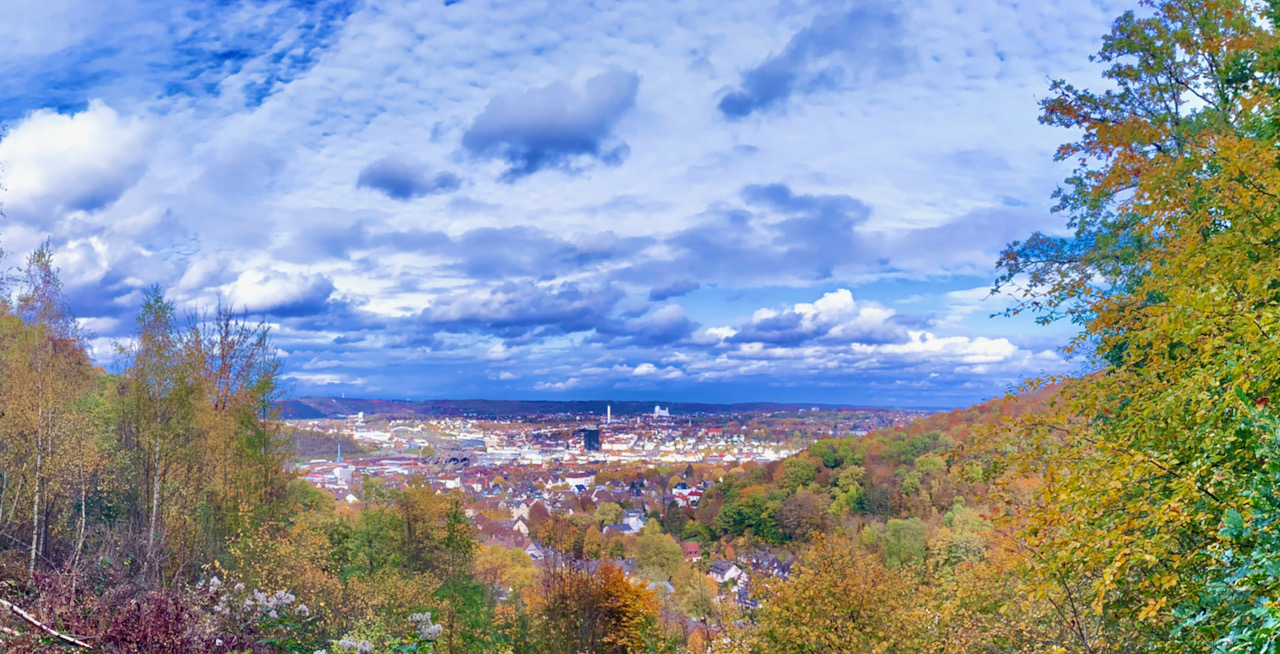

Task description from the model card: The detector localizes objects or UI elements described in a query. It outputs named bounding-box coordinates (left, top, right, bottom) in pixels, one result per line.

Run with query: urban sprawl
left=292, top=404, right=927, bottom=606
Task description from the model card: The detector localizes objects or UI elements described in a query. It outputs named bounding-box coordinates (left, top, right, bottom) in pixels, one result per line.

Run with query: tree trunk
left=146, top=435, right=162, bottom=585
left=28, top=377, right=43, bottom=582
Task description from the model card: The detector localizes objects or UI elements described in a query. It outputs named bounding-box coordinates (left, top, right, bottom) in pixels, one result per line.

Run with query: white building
left=709, top=561, right=742, bottom=584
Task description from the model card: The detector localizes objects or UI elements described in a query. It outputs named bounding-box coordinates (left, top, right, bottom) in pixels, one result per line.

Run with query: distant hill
left=277, top=396, right=900, bottom=420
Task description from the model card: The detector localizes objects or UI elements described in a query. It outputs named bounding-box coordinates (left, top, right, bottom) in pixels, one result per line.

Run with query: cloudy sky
left=0, top=0, right=1127, bottom=407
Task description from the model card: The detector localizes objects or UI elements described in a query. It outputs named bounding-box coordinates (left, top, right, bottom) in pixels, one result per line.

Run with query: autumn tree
left=582, top=525, right=603, bottom=559
left=737, top=533, right=918, bottom=653
left=530, top=560, right=664, bottom=654
left=0, top=245, right=95, bottom=580
left=985, top=0, right=1280, bottom=649
left=114, top=288, right=288, bottom=585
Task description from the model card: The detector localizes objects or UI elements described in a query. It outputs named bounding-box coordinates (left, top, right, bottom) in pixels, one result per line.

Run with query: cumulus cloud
left=462, top=69, right=640, bottom=180
left=718, top=3, right=913, bottom=119
left=0, top=100, right=150, bottom=219
left=663, top=287, right=1066, bottom=399
left=534, top=377, right=580, bottom=391
left=632, top=362, right=684, bottom=379
left=356, top=156, right=461, bottom=200
left=853, top=330, right=1019, bottom=365
left=731, top=289, right=905, bottom=345
left=223, top=269, right=336, bottom=317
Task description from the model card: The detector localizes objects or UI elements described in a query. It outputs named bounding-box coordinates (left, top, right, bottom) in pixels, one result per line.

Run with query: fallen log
left=0, top=597, right=91, bottom=648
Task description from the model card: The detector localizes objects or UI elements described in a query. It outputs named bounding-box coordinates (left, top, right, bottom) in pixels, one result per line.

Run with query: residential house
left=708, top=561, right=742, bottom=584
left=681, top=541, right=702, bottom=562
left=603, top=523, right=635, bottom=536
left=622, top=509, right=646, bottom=532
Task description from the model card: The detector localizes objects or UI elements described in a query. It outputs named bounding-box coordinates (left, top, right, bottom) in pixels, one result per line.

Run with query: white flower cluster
left=336, top=636, right=374, bottom=653
left=205, top=578, right=306, bottom=624
left=245, top=589, right=297, bottom=620
left=409, top=612, right=443, bottom=641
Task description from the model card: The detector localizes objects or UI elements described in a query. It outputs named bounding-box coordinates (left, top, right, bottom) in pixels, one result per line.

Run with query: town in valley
left=289, top=398, right=929, bottom=605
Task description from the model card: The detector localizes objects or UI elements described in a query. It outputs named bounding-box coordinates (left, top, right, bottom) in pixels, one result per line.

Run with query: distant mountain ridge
left=278, top=396, right=897, bottom=420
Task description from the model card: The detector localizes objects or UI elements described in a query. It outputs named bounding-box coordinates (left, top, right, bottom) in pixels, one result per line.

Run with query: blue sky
left=0, top=0, right=1128, bottom=407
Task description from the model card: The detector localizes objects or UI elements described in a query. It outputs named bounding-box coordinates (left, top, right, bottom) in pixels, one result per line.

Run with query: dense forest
left=7, top=0, right=1280, bottom=651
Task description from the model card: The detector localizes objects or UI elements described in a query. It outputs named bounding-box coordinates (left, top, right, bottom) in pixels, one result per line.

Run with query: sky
left=0, top=0, right=1131, bottom=408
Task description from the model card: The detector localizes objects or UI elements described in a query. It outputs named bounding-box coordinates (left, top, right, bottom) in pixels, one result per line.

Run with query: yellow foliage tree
left=733, top=533, right=918, bottom=653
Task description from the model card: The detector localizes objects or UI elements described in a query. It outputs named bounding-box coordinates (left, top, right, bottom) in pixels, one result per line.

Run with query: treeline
left=0, top=244, right=290, bottom=587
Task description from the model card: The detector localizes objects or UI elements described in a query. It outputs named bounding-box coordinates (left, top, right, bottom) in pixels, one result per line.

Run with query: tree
left=110, top=288, right=288, bottom=586
left=739, top=533, right=918, bottom=652
left=662, top=500, right=687, bottom=536
left=530, top=560, right=663, bottom=654
left=535, top=514, right=579, bottom=555
left=777, top=457, right=818, bottom=493
left=777, top=490, right=829, bottom=541
left=829, top=465, right=864, bottom=515
left=582, top=525, right=603, bottom=559
left=636, top=530, right=683, bottom=581
left=474, top=544, right=537, bottom=607
left=673, top=566, right=718, bottom=620
left=982, top=1, right=1280, bottom=649
left=0, top=245, right=95, bottom=581
left=594, top=501, right=623, bottom=527
left=883, top=518, right=925, bottom=569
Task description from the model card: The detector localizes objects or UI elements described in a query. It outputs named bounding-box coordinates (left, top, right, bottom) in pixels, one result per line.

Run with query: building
left=577, top=427, right=601, bottom=451
left=709, top=561, right=742, bottom=584
left=681, top=541, right=702, bottom=562
left=622, top=509, right=646, bottom=532
left=653, top=405, right=670, bottom=418
left=563, top=471, right=596, bottom=488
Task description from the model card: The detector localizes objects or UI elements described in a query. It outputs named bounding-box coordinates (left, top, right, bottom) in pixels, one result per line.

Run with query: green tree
left=661, top=500, right=687, bottom=536
left=883, top=518, right=925, bottom=569
left=778, top=457, right=818, bottom=493
left=594, top=501, right=623, bottom=527
left=636, top=529, right=683, bottom=581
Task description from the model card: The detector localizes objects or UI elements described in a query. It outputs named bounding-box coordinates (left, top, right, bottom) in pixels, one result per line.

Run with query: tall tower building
left=576, top=427, right=601, bottom=452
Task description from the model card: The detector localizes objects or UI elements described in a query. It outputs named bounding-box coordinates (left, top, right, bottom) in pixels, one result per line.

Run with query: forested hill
left=857, top=381, right=1061, bottom=442
left=278, top=396, right=894, bottom=419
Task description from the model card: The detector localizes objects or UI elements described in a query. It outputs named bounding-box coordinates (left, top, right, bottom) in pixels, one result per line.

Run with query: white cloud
left=0, top=100, right=150, bottom=219
left=854, top=330, right=1019, bottom=364
left=632, top=362, right=684, bottom=379
left=283, top=372, right=364, bottom=386
left=220, top=269, right=334, bottom=316
left=534, top=377, right=580, bottom=391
